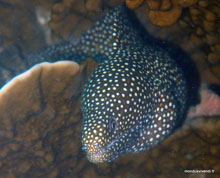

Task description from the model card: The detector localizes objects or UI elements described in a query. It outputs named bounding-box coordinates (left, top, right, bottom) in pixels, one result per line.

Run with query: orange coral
left=149, top=7, right=182, bottom=26
left=126, top=0, right=144, bottom=9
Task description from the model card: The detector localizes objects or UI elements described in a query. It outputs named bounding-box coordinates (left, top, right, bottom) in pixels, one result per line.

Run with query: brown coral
left=179, top=0, right=220, bottom=80
left=149, top=7, right=182, bottom=26
left=126, top=0, right=144, bottom=9
left=0, top=61, right=88, bottom=177
left=146, top=0, right=199, bottom=27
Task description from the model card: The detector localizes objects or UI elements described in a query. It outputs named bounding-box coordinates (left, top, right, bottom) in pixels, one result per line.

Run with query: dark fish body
left=79, top=5, right=188, bottom=163
left=3, top=4, right=190, bottom=163
left=81, top=44, right=187, bottom=163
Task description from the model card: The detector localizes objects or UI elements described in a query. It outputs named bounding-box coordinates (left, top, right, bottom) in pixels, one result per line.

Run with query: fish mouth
left=86, top=151, right=114, bottom=163
left=85, top=137, right=120, bottom=163
left=84, top=126, right=140, bottom=163
left=83, top=122, right=145, bottom=163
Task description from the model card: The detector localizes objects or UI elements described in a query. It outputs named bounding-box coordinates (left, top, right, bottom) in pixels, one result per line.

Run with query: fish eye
left=109, top=117, right=117, bottom=132
left=94, top=143, right=100, bottom=149
left=82, top=145, right=86, bottom=150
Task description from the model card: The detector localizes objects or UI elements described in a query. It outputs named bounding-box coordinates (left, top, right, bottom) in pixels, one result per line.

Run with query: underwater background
left=0, top=0, right=220, bottom=177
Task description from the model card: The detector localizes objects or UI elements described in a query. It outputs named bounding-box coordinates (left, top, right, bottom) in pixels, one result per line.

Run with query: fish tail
left=26, top=40, right=84, bottom=67
left=26, top=4, right=141, bottom=67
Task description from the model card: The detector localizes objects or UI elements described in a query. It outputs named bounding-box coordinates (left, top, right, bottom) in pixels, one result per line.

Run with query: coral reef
left=0, top=0, right=219, bottom=177
left=179, top=0, right=220, bottom=79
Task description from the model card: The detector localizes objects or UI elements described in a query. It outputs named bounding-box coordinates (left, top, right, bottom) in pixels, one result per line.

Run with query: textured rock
left=145, top=0, right=160, bottom=10
left=189, top=7, right=200, bottom=16
left=146, top=0, right=199, bottom=27
left=190, top=33, right=203, bottom=46
left=196, top=27, right=204, bottom=36
left=206, top=34, right=219, bottom=45
left=198, top=0, right=209, bottom=7
left=203, top=20, right=216, bottom=32
left=179, top=0, right=220, bottom=79
left=0, top=61, right=88, bottom=177
left=85, top=0, right=103, bottom=12
left=50, top=0, right=93, bottom=40
left=205, top=10, right=216, bottom=21
left=149, top=7, right=182, bottom=26
left=208, top=53, right=220, bottom=64
left=49, top=0, right=124, bottom=39
left=0, top=2, right=47, bottom=55
left=126, top=0, right=144, bottom=9
left=213, top=44, right=220, bottom=52
left=211, top=65, right=220, bottom=78
left=173, top=0, right=198, bottom=7
left=160, top=0, right=171, bottom=11
left=104, top=0, right=125, bottom=7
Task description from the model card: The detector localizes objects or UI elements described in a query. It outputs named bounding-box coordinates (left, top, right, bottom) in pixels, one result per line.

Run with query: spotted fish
left=80, top=6, right=188, bottom=163
left=1, top=4, right=190, bottom=163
